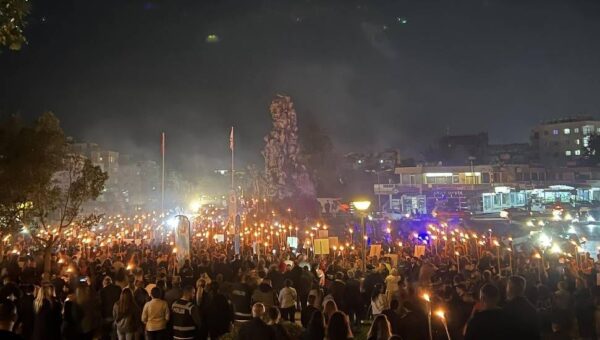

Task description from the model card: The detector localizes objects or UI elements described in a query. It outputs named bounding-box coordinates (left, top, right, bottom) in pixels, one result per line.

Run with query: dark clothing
left=99, top=284, right=122, bottom=319
left=204, top=292, right=233, bottom=339
left=397, top=308, right=428, bottom=340
left=164, top=286, right=183, bottom=308
left=330, top=279, right=346, bottom=309
left=382, top=308, right=400, bottom=336
left=16, top=293, right=34, bottom=340
left=301, top=305, right=319, bottom=328
left=0, top=330, right=24, bottom=340
left=32, top=299, right=62, bottom=340
left=230, top=282, right=252, bottom=320
left=503, top=296, right=541, bottom=340
left=134, top=287, right=151, bottom=311
left=270, top=323, right=291, bottom=340
left=464, top=308, right=513, bottom=340
left=171, top=298, right=201, bottom=340
left=267, top=270, right=285, bottom=292
left=237, top=317, right=276, bottom=340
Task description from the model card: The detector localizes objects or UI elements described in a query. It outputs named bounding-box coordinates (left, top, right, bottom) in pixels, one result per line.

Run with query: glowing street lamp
left=353, top=200, right=371, bottom=272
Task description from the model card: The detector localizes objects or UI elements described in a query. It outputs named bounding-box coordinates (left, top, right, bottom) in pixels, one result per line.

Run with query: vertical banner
left=175, top=215, right=191, bottom=270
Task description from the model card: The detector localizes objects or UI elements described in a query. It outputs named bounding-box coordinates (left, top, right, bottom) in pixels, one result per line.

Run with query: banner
left=287, top=236, right=298, bottom=249
left=369, top=244, right=382, bottom=257
left=328, top=237, right=339, bottom=249
left=174, top=215, right=191, bottom=270
left=314, top=238, right=330, bottom=255
left=414, top=245, right=426, bottom=258
left=318, top=230, right=329, bottom=238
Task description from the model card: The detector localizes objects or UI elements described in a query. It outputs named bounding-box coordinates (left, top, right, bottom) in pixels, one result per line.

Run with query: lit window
left=583, top=125, right=594, bottom=135
left=574, top=128, right=579, bottom=133
left=575, top=150, right=581, bottom=156
left=564, top=128, right=570, bottom=135
left=584, top=136, right=591, bottom=147
left=565, top=150, right=572, bottom=156
left=576, top=139, right=580, bottom=145
left=553, top=129, right=559, bottom=135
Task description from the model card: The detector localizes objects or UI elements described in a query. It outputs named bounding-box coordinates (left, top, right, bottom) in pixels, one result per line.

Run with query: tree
left=0, top=113, right=65, bottom=238
left=0, top=112, right=107, bottom=273
left=0, top=0, right=30, bottom=51
left=28, top=155, right=107, bottom=273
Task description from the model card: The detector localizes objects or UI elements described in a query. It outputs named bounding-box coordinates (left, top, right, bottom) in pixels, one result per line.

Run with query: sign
left=174, top=216, right=191, bottom=270
left=214, top=234, right=225, bottom=243
left=328, top=237, right=339, bottom=249
left=369, top=244, right=382, bottom=257
left=287, top=236, right=298, bottom=249
left=314, top=238, right=330, bottom=255
left=414, top=245, right=426, bottom=258
left=383, top=254, right=399, bottom=267
left=318, top=230, right=329, bottom=238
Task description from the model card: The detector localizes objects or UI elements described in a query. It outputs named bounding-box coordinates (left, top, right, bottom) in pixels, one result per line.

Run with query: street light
left=353, top=200, right=371, bottom=272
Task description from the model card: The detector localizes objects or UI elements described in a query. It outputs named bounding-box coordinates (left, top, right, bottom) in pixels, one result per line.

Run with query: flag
left=229, top=126, right=234, bottom=151
left=161, top=132, right=165, bottom=156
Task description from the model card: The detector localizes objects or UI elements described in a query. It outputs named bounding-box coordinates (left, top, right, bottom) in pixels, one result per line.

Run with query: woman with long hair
left=326, top=311, right=353, bottom=340
left=367, top=314, right=393, bottom=340
left=371, top=283, right=389, bottom=316
left=303, top=310, right=326, bottom=340
left=113, top=288, right=141, bottom=340
left=323, top=299, right=338, bottom=324
left=32, top=284, right=62, bottom=340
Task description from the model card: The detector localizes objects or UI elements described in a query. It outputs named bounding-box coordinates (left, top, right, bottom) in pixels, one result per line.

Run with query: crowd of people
left=0, top=233, right=599, bottom=340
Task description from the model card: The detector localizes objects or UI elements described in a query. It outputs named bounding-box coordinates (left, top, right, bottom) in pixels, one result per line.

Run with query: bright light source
left=424, top=172, right=453, bottom=177
left=563, top=213, right=573, bottom=221
left=550, top=244, right=562, bottom=254
left=421, top=293, right=430, bottom=302
left=500, top=211, right=509, bottom=219
left=353, top=201, right=371, bottom=211
left=168, top=217, right=179, bottom=229
left=434, top=309, right=445, bottom=319
left=587, top=215, right=596, bottom=222
left=539, top=233, right=551, bottom=248
left=189, top=200, right=202, bottom=212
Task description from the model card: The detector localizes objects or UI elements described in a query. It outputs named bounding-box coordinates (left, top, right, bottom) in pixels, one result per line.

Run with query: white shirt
left=279, top=286, right=297, bottom=308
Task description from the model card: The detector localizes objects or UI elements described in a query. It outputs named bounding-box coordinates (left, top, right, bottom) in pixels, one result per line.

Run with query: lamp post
left=353, top=200, right=371, bottom=272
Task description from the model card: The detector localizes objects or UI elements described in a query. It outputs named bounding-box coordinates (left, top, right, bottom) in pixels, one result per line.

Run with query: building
left=375, top=163, right=600, bottom=214
left=531, top=116, right=600, bottom=166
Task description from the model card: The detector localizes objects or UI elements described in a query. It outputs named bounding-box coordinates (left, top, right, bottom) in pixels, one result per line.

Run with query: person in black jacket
left=343, top=270, right=362, bottom=326
left=301, top=295, right=319, bottom=328
left=503, top=275, right=541, bottom=340
left=99, top=276, right=121, bottom=340
left=15, top=284, right=34, bottom=340
left=465, top=283, right=513, bottom=340
left=204, top=282, right=233, bottom=339
left=237, top=303, right=276, bottom=340
left=266, top=306, right=291, bottom=340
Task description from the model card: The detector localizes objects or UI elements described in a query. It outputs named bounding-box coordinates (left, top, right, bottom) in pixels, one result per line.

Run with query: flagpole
left=161, top=132, right=165, bottom=217
left=231, top=127, right=234, bottom=190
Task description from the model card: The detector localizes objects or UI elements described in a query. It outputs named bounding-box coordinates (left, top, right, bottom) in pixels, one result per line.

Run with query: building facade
left=531, top=117, right=600, bottom=166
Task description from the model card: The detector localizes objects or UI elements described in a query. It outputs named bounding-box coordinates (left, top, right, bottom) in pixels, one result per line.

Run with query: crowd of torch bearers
left=1, top=201, right=595, bottom=340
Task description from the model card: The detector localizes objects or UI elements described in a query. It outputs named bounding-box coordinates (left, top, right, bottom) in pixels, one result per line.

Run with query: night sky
left=1, top=0, right=600, bottom=173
